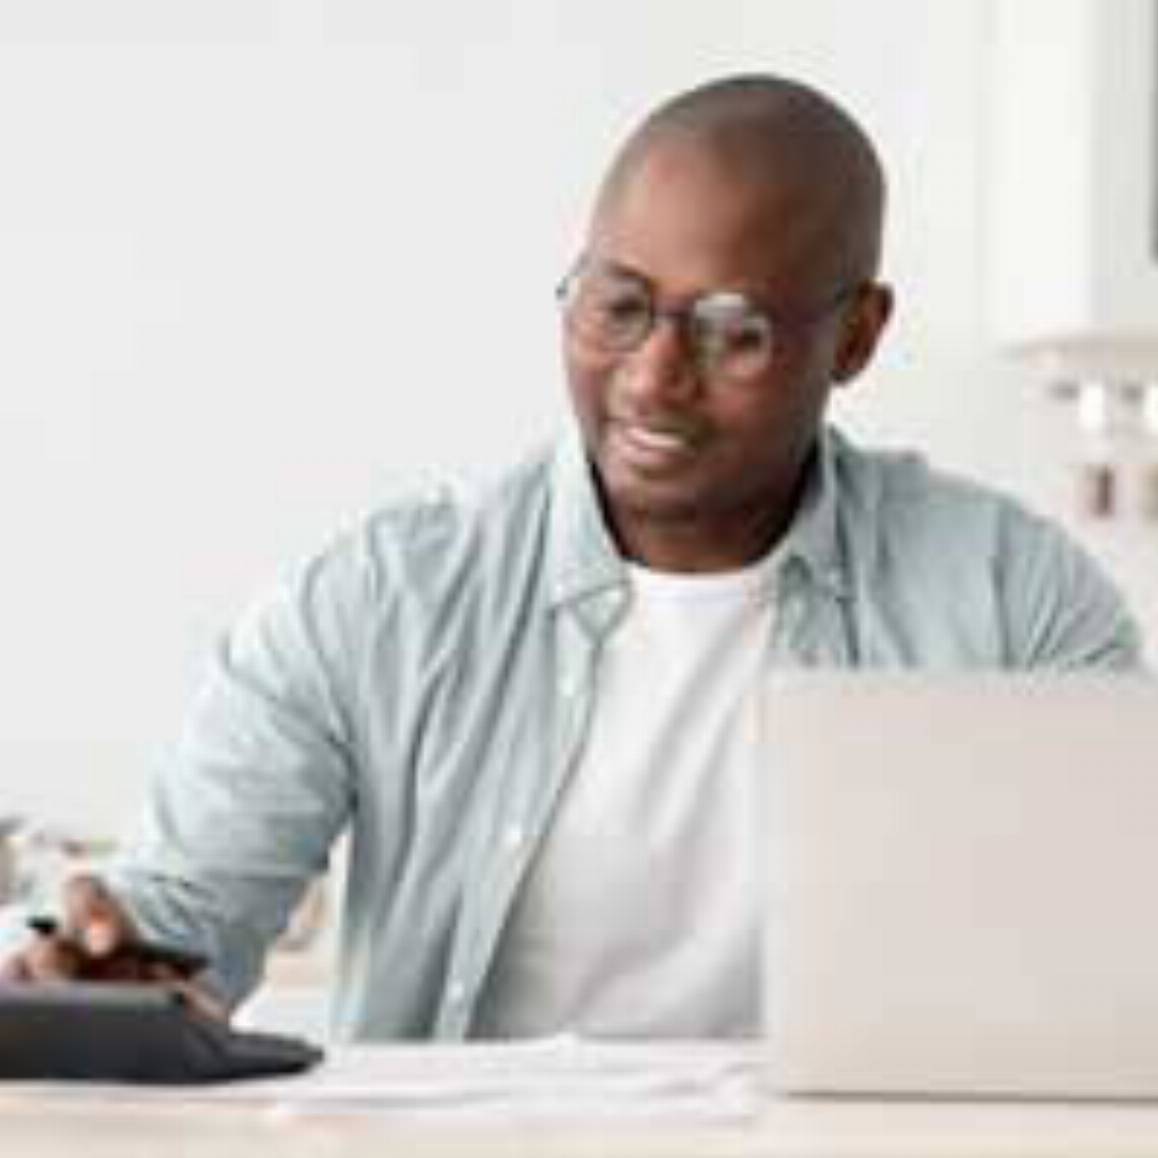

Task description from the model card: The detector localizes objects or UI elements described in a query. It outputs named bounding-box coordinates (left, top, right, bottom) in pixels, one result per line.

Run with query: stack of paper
left=7, top=1039, right=765, bottom=1126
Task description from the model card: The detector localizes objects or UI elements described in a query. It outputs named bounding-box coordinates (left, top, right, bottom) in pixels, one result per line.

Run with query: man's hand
left=0, top=874, right=226, bottom=1020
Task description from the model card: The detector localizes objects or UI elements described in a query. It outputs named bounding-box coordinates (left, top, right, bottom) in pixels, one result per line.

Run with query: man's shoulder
left=828, top=428, right=1142, bottom=669
left=301, top=442, right=559, bottom=602
left=361, top=442, right=556, bottom=546
left=830, top=428, right=1046, bottom=545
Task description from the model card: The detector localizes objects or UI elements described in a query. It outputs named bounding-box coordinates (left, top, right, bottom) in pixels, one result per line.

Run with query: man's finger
left=172, top=979, right=228, bottom=1022
left=0, top=952, right=33, bottom=983
left=21, top=933, right=84, bottom=982
left=61, top=874, right=136, bottom=957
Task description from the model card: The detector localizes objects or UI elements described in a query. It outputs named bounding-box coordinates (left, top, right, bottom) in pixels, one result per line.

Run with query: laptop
left=761, top=670, right=1158, bottom=1100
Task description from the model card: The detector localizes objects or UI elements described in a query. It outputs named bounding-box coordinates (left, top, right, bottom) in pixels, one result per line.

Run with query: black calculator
left=0, top=982, right=324, bottom=1084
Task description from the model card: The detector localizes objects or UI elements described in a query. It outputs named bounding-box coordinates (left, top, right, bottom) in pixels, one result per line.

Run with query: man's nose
left=618, top=313, right=701, bottom=404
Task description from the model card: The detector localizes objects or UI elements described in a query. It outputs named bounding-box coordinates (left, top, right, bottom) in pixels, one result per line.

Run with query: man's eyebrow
left=587, top=256, right=650, bottom=283
left=588, top=254, right=776, bottom=311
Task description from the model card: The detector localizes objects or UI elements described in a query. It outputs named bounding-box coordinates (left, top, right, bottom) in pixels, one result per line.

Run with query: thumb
left=62, top=873, right=135, bottom=957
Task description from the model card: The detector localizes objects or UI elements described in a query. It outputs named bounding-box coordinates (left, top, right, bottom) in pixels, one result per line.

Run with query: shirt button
left=448, top=979, right=468, bottom=1005
left=503, top=822, right=525, bottom=852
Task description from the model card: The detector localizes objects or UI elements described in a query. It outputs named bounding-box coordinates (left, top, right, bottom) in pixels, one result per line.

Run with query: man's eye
left=725, top=321, right=771, bottom=353
left=598, top=294, right=649, bottom=325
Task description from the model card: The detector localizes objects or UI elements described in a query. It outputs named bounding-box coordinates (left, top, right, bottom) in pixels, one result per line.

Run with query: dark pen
left=27, top=915, right=210, bottom=976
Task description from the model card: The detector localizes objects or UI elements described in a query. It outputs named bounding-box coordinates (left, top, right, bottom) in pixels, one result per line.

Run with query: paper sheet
left=1, top=1039, right=765, bottom=1124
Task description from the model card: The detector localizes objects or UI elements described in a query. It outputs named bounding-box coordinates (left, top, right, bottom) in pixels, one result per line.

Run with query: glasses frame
left=557, top=258, right=866, bottom=383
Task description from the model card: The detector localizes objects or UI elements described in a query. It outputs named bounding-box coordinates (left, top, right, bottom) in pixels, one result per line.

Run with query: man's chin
left=601, top=466, right=708, bottom=526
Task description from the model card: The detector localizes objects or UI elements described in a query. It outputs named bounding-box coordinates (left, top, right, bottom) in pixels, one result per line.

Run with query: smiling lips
left=612, top=419, right=703, bottom=473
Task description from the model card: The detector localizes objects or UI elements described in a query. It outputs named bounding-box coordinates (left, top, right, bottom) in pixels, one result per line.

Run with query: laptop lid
left=762, top=671, right=1158, bottom=1099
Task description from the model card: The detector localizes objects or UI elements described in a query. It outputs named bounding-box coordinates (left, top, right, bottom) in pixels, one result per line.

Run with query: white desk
left=5, top=1041, right=1158, bottom=1158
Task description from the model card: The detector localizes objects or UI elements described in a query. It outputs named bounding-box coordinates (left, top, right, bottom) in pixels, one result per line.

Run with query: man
left=0, top=74, right=1142, bottom=1038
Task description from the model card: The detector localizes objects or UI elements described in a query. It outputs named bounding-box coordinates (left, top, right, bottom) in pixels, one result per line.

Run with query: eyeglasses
left=557, top=259, right=863, bottom=383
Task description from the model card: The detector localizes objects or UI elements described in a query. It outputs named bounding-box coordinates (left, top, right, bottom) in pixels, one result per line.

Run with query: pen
left=27, top=915, right=209, bottom=976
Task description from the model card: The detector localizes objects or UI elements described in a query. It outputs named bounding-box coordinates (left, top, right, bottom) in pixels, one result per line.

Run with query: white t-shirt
left=474, top=555, right=777, bottom=1038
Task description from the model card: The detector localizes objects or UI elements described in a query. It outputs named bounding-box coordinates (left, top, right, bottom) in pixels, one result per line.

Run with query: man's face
left=564, top=141, right=874, bottom=561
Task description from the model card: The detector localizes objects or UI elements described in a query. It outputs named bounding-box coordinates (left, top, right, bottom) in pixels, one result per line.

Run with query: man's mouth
left=623, top=424, right=693, bottom=451
left=610, top=419, right=703, bottom=472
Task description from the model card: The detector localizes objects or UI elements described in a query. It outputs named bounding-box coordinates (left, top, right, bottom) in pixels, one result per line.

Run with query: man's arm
left=997, top=506, right=1146, bottom=671
left=1, top=539, right=368, bottom=1014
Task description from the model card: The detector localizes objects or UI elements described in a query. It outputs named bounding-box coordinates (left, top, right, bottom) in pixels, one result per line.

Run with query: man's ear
left=832, top=283, right=894, bottom=384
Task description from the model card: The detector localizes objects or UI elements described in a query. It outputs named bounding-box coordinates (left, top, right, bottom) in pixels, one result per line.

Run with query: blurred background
left=0, top=0, right=1155, bottom=862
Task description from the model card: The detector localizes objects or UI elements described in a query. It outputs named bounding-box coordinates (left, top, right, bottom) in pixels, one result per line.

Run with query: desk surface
left=6, top=1041, right=1158, bottom=1158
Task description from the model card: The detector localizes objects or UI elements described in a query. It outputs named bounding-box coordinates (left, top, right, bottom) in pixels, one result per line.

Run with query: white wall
left=1, top=0, right=1154, bottom=833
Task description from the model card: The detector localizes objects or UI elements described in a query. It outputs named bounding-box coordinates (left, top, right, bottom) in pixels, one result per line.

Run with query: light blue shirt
left=105, top=425, right=1142, bottom=1039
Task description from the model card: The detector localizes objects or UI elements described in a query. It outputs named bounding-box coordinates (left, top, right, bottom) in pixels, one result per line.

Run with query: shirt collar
left=775, top=427, right=849, bottom=599
left=546, top=425, right=628, bottom=612
left=545, top=422, right=849, bottom=613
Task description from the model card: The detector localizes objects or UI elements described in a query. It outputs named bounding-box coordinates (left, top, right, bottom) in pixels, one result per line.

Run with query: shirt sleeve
left=996, top=506, right=1146, bottom=672
left=102, top=542, right=367, bottom=1010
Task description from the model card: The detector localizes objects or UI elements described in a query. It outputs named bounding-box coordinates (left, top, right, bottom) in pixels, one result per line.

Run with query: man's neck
left=612, top=498, right=798, bottom=574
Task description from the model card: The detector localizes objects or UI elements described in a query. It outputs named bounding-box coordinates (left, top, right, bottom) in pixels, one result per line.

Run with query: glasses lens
left=566, top=269, right=653, bottom=351
left=691, top=293, right=775, bottom=380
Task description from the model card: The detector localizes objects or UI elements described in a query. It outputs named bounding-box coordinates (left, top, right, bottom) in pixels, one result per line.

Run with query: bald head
left=595, top=75, right=886, bottom=287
